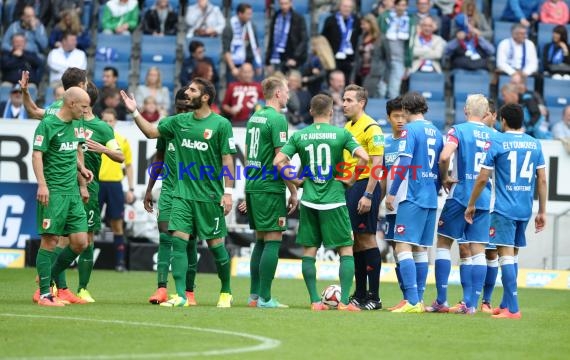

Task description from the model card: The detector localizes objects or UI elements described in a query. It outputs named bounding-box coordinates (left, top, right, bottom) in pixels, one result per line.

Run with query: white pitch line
left=0, top=313, right=281, bottom=360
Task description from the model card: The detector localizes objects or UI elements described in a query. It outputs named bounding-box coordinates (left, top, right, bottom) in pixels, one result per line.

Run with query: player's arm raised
left=32, top=150, right=49, bottom=206
left=438, top=141, right=459, bottom=193
left=19, top=70, right=45, bottom=119
left=534, top=167, right=547, bottom=233
left=120, top=90, right=160, bottom=138
left=221, top=154, right=235, bottom=215
left=464, top=168, right=491, bottom=224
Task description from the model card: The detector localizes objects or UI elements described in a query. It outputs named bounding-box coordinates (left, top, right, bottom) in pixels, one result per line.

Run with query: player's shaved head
left=310, top=94, right=333, bottom=117
left=465, top=94, right=488, bottom=118
left=64, top=87, right=89, bottom=103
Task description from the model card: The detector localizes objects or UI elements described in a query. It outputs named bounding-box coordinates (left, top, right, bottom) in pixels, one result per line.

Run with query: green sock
left=186, top=239, right=197, bottom=292
left=259, top=240, right=281, bottom=301
left=77, top=243, right=94, bottom=291
left=171, top=236, right=188, bottom=299
left=37, top=248, right=53, bottom=295
left=210, top=243, right=231, bottom=293
left=50, top=247, right=67, bottom=289
left=302, top=256, right=320, bottom=303
left=249, top=239, right=264, bottom=297
left=339, top=255, right=355, bottom=305
left=157, top=232, right=173, bottom=287
left=51, top=246, right=76, bottom=289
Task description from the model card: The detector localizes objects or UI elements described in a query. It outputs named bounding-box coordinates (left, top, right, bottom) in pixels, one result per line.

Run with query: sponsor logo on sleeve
left=34, top=135, right=44, bottom=146
left=280, top=131, right=287, bottom=143
left=373, top=134, right=385, bottom=146
left=228, top=137, right=236, bottom=150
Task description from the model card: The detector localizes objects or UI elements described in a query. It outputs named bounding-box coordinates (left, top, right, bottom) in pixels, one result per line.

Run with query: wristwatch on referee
left=363, top=191, right=373, bottom=200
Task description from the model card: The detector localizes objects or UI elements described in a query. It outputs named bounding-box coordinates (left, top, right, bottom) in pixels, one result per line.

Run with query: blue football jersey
left=397, top=120, right=443, bottom=209
left=384, top=134, right=405, bottom=214
left=447, top=121, right=493, bottom=210
left=481, top=131, right=546, bottom=221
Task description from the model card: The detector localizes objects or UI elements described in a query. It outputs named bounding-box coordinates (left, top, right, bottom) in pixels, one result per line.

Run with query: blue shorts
left=393, top=200, right=436, bottom=247
left=437, top=199, right=490, bottom=244
left=490, top=212, right=529, bottom=248
left=384, top=214, right=396, bottom=241
left=346, top=179, right=380, bottom=234
left=99, top=181, right=125, bottom=220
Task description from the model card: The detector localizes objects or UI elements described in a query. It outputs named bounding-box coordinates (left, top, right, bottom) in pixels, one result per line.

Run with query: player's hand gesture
left=120, top=90, right=138, bottom=113
left=221, top=194, right=232, bottom=215
left=357, top=196, right=371, bottom=215
left=534, top=212, right=546, bottom=233
left=385, top=194, right=395, bottom=212
left=86, top=138, right=106, bottom=154
left=287, top=194, right=298, bottom=215
left=442, top=177, right=458, bottom=193
left=80, top=167, right=94, bottom=184
left=143, top=191, right=154, bottom=213
left=19, top=70, right=29, bottom=91
left=464, top=204, right=476, bottom=224
left=237, top=200, right=247, bottom=214
left=37, top=183, right=49, bottom=207
left=80, top=185, right=89, bottom=204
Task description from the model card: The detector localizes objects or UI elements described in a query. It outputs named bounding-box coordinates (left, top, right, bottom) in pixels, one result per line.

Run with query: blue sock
left=470, top=253, right=487, bottom=308
left=434, top=248, right=451, bottom=305
left=113, top=235, right=125, bottom=267
left=397, top=252, right=418, bottom=305
left=413, top=252, right=428, bottom=302
left=395, top=262, right=406, bottom=299
left=459, top=258, right=473, bottom=307
left=500, top=257, right=518, bottom=313
left=483, top=258, right=499, bottom=303
left=514, top=255, right=519, bottom=278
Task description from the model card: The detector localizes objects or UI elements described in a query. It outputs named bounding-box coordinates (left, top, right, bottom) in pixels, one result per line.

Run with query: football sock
left=78, top=243, right=94, bottom=291
left=186, top=238, right=198, bottom=292
left=514, top=255, right=519, bottom=278
left=483, top=258, right=499, bottom=303
left=353, top=250, right=367, bottom=299
left=171, top=236, right=188, bottom=299
left=459, top=257, right=473, bottom=307
left=301, top=256, right=320, bottom=303
left=52, top=246, right=67, bottom=289
left=210, top=243, right=231, bottom=293
left=499, top=256, right=518, bottom=313
left=398, top=251, right=419, bottom=305
left=394, top=254, right=405, bottom=299
left=434, top=248, right=451, bottom=305
left=51, top=246, right=78, bottom=288
left=364, top=248, right=381, bottom=301
left=157, top=232, right=172, bottom=288
left=249, top=239, right=264, bottom=297
left=258, top=240, right=280, bottom=301
left=339, top=255, right=355, bottom=305
left=114, top=234, right=125, bottom=267
left=37, top=248, right=53, bottom=296
left=413, top=251, right=428, bottom=302
left=470, top=253, right=487, bottom=308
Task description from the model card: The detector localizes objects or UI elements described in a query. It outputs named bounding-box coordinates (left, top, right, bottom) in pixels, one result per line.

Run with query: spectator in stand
left=0, top=84, right=28, bottom=119
left=552, top=105, right=570, bottom=140
left=51, top=82, right=65, bottom=103
left=47, top=33, right=87, bottom=85
left=354, top=14, right=383, bottom=98
left=413, top=0, right=441, bottom=33
left=543, top=25, right=570, bottom=77
left=540, top=0, right=569, bottom=26
left=101, top=66, right=119, bottom=93
left=101, top=0, right=139, bottom=35
left=370, top=0, right=395, bottom=16
left=0, top=33, right=43, bottom=87
left=185, top=0, right=225, bottom=39
left=411, top=16, right=446, bottom=74
left=285, top=69, right=311, bottom=127
left=501, top=81, right=552, bottom=139
left=180, top=40, right=219, bottom=88
left=51, top=0, right=84, bottom=23
left=321, top=0, right=361, bottom=83
left=94, top=88, right=128, bottom=120
left=378, top=0, right=415, bottom=99
left=140, top=96, right=163, bottom=123
left=49, top=9, right=90, bottom=51
left=135, top=67, right=171, bottom=116
left=323, top=70, right=346, bottom=128
left=432, top=0, right=456, bottom=40
left=2, top=6, right=48, bottom=57
left=221, top=62, right=263, bottom=125
left=451, top=0, right=492, bottom=42
left=445, top=23, right=495, bottom=71
left=265, top=0, right=308, bottom=75
left=223, top=3, right=263, bottom=79
left=496, top=24, right=538, bottom=77
left=12, top=0, right=51, bottom=26
left=142, top=0, right=178, bottom=36
left=190, top=60, right=221, bottom=113
left=501, top=0, right=540, bottom=28
left=302, top=35, right=336, bottom=96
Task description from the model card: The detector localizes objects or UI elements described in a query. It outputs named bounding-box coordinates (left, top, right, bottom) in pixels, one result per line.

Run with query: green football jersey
left=245, top=106, right=288, bottom=194
left=83, top=116, right=117, bottom=184
left=45, top=99, right=63, bottom=116
left=280, top=123, right=361, bottom=206
left=157, top=112, right=237, bottom=203
left=156, top=136, right=177, bottom=193
left=33, top=114, right=85, bottom=195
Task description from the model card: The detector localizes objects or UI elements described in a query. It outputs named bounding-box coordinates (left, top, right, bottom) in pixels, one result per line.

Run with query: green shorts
left=245, top=192, right=287, bottom=232
left=169, top=197, right=227, bottom=240
left=297, top=204, right=353, bottom=249
left=157, top=188, right=174, bottom=223
left=37, top=193, right=87, bottom=235
left=84, top=187, right=101, bottom=233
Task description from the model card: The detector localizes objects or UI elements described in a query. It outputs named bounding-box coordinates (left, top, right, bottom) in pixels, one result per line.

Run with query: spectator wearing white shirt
left=185, top=0, right=225, bottom=39
left=47, top=32, right=87, bottom=85
left=552, top=105, right=570, bottom=140
left=496, top=23, right=538, bottom=76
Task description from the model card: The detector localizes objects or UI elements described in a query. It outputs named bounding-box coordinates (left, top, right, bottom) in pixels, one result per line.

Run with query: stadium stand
left=453, top=70, right=491, bottom=99
left=141, top=34, right=177, bottom=64
left=139, top=62, right=175, bottom=89
left=408, top=72, right=445, bottom=101
left=427, top=100, right=447, bottom=131
left=543, top=77, right=570, bottom=107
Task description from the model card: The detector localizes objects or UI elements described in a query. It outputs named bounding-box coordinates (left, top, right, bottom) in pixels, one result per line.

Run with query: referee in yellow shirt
left=342, top=84, right=385, bottom=310
left=99, top=108, right=134, bottom=271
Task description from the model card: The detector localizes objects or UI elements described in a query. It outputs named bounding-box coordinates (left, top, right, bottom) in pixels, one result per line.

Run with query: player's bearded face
left=187, top=93, right=204, bottom=109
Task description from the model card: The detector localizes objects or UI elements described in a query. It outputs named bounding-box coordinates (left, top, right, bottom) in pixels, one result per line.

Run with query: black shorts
left=345, top=178, right=380, bottom=234
left=99, top=181, right=125, bottom=220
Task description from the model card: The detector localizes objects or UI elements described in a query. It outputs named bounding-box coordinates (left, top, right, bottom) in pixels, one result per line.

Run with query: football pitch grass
left=1, top=268, right=569, bottom=360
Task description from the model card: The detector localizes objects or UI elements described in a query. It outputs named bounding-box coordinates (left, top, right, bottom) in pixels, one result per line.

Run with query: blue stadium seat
left=493, top=20, right=514, bottom=47
left=453, top=70, right=490, bottom=99
left=498, top=74, right=535, bottom=93
left=318, top=12, right=329, bottom=33
left=492, top=0, right=508, bottom=20
left=543, top=77, right=570, bottom=107
left=360, top=0, right=376, bottom=14
left=93, top=62, right=130, bottom=89
left=44, top=86, right=56, bottom=107
left=96, top=33, right=133, bottom=63
left=184, top=37, right=223, bottom=65
left=427, top=100, right=446, bottom=131
left=252, top=12, right=266, bottom=41
left=82, top=1, right=92, bottom=28
left=141, top=34, right=177, bottom=63
left=365, top=98, right=389, bottom=127
left=454, top=99, right=467, bottom=125
left=139, top=63, right=175, bottom=89
left=548, top=106, right=566, bottom=127
left=409, top=72, right=445, bottom=101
